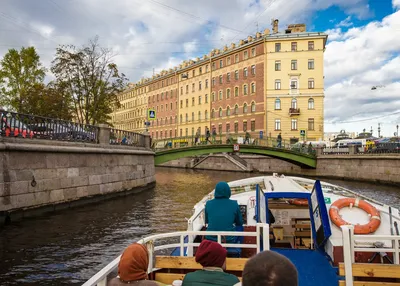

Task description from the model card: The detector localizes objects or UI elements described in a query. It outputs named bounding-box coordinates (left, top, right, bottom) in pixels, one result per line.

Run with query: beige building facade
left=111, top=20, right=328, bottom=142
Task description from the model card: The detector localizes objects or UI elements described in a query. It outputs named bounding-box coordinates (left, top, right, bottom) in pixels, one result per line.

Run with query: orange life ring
left=329, top=198, right=381, bottom=234
left=288, top=199, right=308, bottom=206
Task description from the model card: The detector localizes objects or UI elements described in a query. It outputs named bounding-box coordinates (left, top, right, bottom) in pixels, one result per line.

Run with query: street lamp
left=397, top=124, right=399, bottom=142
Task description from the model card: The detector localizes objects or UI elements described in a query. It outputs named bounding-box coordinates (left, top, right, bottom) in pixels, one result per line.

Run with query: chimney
left=264, top=28, right=270, bottom=35
left=272, top=19, right=279, bottom=33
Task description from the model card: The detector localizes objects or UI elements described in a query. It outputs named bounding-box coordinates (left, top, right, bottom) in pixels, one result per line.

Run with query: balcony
left=289, top=108, right=300, bottom=116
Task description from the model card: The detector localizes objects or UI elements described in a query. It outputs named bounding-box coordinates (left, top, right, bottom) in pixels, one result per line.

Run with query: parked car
left=1, top=117, right=35, bottom=139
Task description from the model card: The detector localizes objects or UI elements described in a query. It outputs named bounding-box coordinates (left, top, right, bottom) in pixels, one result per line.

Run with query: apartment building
left=111, top=19, right=328, bottom=142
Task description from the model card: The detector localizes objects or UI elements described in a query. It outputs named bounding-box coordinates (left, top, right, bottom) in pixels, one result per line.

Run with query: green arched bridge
left=154, top=144, right=316, bottom=168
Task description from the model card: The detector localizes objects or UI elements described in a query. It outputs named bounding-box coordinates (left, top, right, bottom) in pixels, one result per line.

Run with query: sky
left=0, top=0, right=399, bottom=137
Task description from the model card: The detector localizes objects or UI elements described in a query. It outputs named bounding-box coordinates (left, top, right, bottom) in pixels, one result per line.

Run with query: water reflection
left=0, top=167, right=398, bottom=285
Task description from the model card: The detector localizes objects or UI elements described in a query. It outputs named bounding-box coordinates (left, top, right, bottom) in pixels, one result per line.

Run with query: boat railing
left=82, top=223, right=270, bottom=286
left=341, top=225, right=400, bottom=286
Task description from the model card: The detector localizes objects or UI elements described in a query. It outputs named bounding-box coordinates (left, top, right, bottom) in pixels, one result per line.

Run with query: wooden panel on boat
left=155, top=273, right=243, bottom=285
left=339, top=263, right=400, bottom=278
left=294, top=231, right=311, bottom=237
left=155, top=256, right=248, bottom=271
left=339, top=281, right=400, bottom=286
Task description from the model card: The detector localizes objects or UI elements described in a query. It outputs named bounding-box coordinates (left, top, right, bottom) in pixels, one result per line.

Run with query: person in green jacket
left=182, top=240, right=240, bottom=286
left=205, top=181, right=243, bottom=243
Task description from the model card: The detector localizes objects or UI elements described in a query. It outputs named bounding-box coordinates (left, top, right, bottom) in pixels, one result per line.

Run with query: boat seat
left=338, top=262, right=400, bottom=285
left=154, top=255, right=247, bottom=285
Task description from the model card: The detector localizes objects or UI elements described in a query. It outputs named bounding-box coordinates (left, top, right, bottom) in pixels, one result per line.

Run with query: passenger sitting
left=108, top=243, right=162, bottom=286
left=242, top=250, right=298, bottom=286
left=182, top=240, right=240, bottom=286
left=205, top=181, right=243, bottom=244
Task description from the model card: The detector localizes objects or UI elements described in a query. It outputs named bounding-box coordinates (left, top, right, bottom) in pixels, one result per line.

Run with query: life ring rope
left=329, top=198, right=381, bottom=234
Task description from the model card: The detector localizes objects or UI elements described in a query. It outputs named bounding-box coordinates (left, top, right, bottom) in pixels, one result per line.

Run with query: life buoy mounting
left=329, top=198, right=381, bottom=234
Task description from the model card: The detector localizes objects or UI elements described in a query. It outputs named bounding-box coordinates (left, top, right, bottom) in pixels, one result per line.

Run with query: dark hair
left=242, top=250, right=298, bottom=286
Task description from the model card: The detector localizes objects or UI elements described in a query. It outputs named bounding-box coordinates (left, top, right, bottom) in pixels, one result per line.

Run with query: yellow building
left=111, top=19, right=328, bottom=143
left=265, top=21, right=327, bottom=142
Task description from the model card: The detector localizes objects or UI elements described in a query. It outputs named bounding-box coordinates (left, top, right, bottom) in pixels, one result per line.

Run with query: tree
left=22, top=82, right=74, bottom=120
left=0, top=47, right=47, bottom=112
left=51, top=37, right=127, bottom=125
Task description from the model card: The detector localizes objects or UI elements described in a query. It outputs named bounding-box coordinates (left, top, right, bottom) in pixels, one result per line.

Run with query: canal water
left=0, top=167, right=399, bottom=286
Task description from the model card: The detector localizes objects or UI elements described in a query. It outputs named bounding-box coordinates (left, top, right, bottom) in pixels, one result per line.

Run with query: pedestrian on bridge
left=277, top=133, right=282, bottom=148
left=212, top=128, right=217, bottom=143
left=205, top=127, right=212, bottom=144
left=195, top=128, right=200, bottom=145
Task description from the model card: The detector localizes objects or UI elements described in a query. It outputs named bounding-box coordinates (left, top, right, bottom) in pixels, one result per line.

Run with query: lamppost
left=397, top=124, right=399, bottom=142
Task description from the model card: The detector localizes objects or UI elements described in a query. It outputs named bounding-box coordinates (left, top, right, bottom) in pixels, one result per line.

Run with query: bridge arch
left=154, top=145, right=316, bottom=168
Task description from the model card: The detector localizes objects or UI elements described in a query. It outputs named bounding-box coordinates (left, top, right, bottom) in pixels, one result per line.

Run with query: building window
left=291, top=119, right=298, bottom=130
left=275, top=80, right=281, bottom=90
left=192, top=97, right=195, bottom=106
left=235, top=54, right=239, bottom=63
left=211, top=109, right=215, bottom=118
left=212, top=78, right=215, bottom=87
left=227, top=72, right=231, bottom=82
left=308, top=98, right=315, bottom=109
left=180, top=100, right=183, bottom=108
left=218, top=108, right=222, bottom=117
left=226, top=123, right=230, bottom=133
left=251, top=65, right=256, bottom=75
left=227, top=106, right=231, bottom=116
left=205, top=94, right=208, bottom=103
left=192, top=83, right=195, bottom=92
left=199, top=67, right=202, bottom=74
left=206, top=65, right=209, bottom=72
left=227, top=57, right=231, bottom=65
left=291, top=60, right=297, bottom=70
left=212, top=92, right=215, bottom=102
left=251, top=83, right=256, bottom=93
left=243, top=103, right=248, bottom=113
left=234, top=122, right=238, bottom=133
left=291, top=42, right=297, bottom=51
left=219, top=75, right=223, bottom=84
left=308, top=78, right=315, bottom=89
left=192, top=112, right=195, bottom=121
left=243, top=84, right=248, bottom=95
left=251, top=120, right=255, bottom=131
left=227, top=88, right=231, bottom=99
left=234, top=104, right=239, bottom=114
left=212, top=62, right=216, bottom=70
left=275, top=98, right=281, bottom=110
left=308, top=59, right=314, bottom=70
left=235, top=70, right=239, bottom=80
left=218, top=124, right=222, bottom=134
left=275, top=43, right=281, bottom=52
left=205, top=110, right=208, bottom=119
left=180, top=87, right=183, bottom=95
left=308, top=41, right=314, bottom=51
left=243, top=121, right=247, bottom=132
left=186, top=85, right=189, bottom=94
left=205, top=79, right=209, bottom=88
left=198, top=111, right=201, bottom=121
left=219, top=90, right=223, bottom=100
left=199, top=81, right=202, bottom=90
left=220, top=59, right=224, bottom=68
left=185, top=113, right=188, bottom=122
left=275, top=60, right=281, bottom=71
left=243, top=67, right=248, bottom=77
left=185, top=128, right=188, bottom=137
left=275, top=119, right=281, bottom=130
left=291, top=79, right=298, bottom=90
left=291, top=98, right=297, bottom=109
left=180, top=129, right=182, bottom=137
left=308, top=118, right=315, bottom=131
left=251, top=47, right=256, bottom=57
left=199, top=95, right=202, bottom=104
left=244, top=50, right=248, bottom=59
left=251, top=102, right=256, bottom=112
left=186, top=99, right=189, bottom=107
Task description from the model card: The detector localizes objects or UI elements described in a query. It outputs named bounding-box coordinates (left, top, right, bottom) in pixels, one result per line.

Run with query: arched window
left=211, top=109, right=215, bottom=118
left=251, top=83, right=256, bottom=93
left=243, top=67, right=248, bottom=77
left=243, top=103, right=248, bottom=113
left=170, top=116, right=172, bottom=124
left=308, top=98, right=315, bottom=109
left=234, top=104, right=239, bottom=114
left=212, top=92, right=216, bottom=102
left=291, top=98, right=297, bottom=109
left=227, top=106, right=231, bottom=116
left=227, top=89, right=231, bottom=98
left=219, top=107, right=223, bottom=117
left=275, top=98, right=281, bottom=110
left=251, top=102, right=256, bottom=112
left=219, top=90, right=223, bottom=100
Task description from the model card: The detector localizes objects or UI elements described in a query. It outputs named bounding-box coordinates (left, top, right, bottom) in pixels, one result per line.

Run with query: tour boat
left=83, top=174, right=400, bottom=286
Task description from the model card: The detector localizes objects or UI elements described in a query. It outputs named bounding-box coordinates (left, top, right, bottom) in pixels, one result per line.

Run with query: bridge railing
left=0, top=109, right=147, bottom=148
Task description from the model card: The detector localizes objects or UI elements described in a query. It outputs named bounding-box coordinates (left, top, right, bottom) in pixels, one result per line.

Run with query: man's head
left=195, top=240, right=227, bottom=269
left=242, top=250, right=298, bottom=286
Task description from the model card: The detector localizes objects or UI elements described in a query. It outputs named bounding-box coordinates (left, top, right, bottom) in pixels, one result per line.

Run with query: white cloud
left=393, top=0, right=400, bottom=9
left=337, top=16, right=353, bottom=27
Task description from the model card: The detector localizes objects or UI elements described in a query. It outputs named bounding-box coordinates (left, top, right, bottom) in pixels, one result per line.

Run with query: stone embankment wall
left=160, top=154, right=400, bottom=185
left=1, top=138, right=155, bottom=223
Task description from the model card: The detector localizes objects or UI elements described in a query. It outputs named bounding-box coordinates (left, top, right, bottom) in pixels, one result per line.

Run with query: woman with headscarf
left=108, top=243, right=162, bottom=286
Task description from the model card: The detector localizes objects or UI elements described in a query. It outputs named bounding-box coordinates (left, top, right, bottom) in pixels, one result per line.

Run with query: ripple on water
left=0, top=168, right=399, bottom=285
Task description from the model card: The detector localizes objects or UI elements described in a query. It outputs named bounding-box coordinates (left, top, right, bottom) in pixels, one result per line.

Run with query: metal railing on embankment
left=0, top=109, right=147, bottom=148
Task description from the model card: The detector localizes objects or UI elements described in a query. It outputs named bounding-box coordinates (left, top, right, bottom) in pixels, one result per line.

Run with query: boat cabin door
left=310, top=180, right=332, bottom=249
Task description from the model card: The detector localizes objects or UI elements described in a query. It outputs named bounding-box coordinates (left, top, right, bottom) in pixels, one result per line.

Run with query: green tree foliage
left=51, top=37, right=127, bottom=125
left=23, top=82, right=74, bottom=120
left=0, top=47, right=47, bottom=112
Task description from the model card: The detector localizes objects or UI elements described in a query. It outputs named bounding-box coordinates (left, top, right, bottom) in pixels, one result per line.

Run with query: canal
left=0, top=167, right=399, bottom=285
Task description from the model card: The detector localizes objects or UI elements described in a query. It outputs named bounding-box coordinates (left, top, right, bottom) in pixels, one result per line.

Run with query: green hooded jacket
left=205, top=182, right=243, bottom=242
left=182, top=269, right=240, bottom=286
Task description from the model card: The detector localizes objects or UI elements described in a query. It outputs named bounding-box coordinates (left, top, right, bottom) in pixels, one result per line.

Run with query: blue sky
left=0, top=0, right=399, bottom=137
